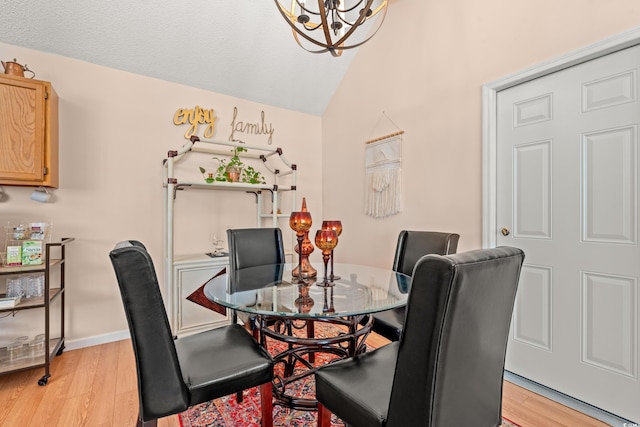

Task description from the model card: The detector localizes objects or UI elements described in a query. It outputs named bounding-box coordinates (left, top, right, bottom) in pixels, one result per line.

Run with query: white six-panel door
left=496, top=44, right=640, bottom=422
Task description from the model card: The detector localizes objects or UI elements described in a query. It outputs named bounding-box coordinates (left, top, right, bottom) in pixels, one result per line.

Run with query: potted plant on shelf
left=199, top=146, right=266, bottom=184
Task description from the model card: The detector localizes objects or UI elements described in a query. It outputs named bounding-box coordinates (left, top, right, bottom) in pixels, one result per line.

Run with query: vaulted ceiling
left=0, top=0, right=364, bottom=116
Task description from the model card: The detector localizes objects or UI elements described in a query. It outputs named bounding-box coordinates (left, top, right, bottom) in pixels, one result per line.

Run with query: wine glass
left=210, top=232, right=225, bottom=256
left=321, top=220, right=342, bottom=280
left=315, top=229, right=338, bottom=287
left=289, top=211, right=312, bottom=283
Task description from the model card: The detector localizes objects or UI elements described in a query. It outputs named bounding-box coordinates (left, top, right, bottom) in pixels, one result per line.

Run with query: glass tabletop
left=202, top=263, right=411, bottom=318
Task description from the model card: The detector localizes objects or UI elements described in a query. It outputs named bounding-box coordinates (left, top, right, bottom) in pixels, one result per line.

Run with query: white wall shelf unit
left=162, top=136, right=297, bottom=336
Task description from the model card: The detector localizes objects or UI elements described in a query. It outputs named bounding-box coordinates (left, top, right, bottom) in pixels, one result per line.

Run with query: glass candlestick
left=315, top=229, right=338, bottom=287
left=289, top=211, right=312, bottom=283
left=321, top=220, right=342, bottom=281
left=294, top=198, right=317, bottom=279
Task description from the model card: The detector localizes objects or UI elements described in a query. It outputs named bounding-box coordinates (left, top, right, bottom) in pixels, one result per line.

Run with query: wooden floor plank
left=0, top=368, right=42, bottom=426
left=84, top=341, right=120, bottom=425
left=66, top=345, right=102, bottom=397
left=56, top=393, right=93, bottom=427
left=115, top=339, right=136, bottom=395
left=0, top=335, right=613, bottom=427
left=519, top=392, right=609, bottom=427
left=113, top=389, right=141, bottom=427
left=29, top=348, right=84, bottom=426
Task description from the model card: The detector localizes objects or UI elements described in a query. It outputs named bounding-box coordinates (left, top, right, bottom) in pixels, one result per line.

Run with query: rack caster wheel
left=56, top=346, right=65, bottom=356
left=38, top=375, right=49, bottom=386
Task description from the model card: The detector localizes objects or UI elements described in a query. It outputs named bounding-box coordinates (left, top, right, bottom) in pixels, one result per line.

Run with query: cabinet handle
left=501, top=227, right=510, bottom=236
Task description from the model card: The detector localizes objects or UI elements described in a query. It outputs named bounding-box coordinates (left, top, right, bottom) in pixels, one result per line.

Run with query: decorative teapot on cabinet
left=1, top=58, right=35, bottom=78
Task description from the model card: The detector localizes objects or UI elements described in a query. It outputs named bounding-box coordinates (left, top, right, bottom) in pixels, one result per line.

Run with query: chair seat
left=175, top=323, right=273, bottom=405
left=315, top=343, right=399, bottom=427
left=370, top=307, right=405, bottom=342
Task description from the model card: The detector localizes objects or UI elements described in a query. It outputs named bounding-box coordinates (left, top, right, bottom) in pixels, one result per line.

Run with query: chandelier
left=274, top=0, right=388, bottom=57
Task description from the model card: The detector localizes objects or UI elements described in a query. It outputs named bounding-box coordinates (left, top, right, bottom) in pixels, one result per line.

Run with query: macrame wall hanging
left=364, top=113, right=404, bottom=219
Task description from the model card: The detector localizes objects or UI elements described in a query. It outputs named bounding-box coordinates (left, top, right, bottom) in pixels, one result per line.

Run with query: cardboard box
left=22, top=240, right=43, bottom=265
left=6, top=245, right=21, bottom=266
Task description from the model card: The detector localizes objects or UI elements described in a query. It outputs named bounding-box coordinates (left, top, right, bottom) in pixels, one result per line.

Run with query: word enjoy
left=229, top=107, right=275, bottom=145
left=173, top=106, right=216, bottom=139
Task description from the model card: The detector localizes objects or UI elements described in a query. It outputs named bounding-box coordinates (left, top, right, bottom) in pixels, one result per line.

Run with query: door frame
left=481, top=26, right=640, bottom=426
left=482, top=25, right=640, bottom=248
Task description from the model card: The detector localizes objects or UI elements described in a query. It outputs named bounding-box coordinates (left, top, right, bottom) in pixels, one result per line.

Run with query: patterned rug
left=179, top=322, right=521, bottom=427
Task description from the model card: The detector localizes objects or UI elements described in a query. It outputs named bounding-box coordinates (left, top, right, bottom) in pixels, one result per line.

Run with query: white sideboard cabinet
left=172, top=254, right=229, bottom=336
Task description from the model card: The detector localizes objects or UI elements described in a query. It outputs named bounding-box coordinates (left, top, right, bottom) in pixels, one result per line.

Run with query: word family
left=173, top=105, right=216, bottom=139
left=229, top=106, right=275, bottom=145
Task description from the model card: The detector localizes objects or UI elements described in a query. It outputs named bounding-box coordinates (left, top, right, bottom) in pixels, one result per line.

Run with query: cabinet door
left=0, top=75, right=58, bottom=187
left=174, top=264, right=230, bottom=336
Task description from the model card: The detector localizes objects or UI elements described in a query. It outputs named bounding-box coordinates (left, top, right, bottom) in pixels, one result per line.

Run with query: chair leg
left=237, top=390, right=243, bottom=403
left=260, top=382, right=273, bottom=427
left=136, top=416, right=157, bottom=427
left=317, top=402, right=331, bottom=427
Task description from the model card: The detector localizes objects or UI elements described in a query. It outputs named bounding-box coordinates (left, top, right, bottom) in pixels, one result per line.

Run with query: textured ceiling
left=0, top=0, right=361, bottom=116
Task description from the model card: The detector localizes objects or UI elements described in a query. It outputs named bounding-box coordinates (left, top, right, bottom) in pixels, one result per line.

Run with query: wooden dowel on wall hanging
left=365, top=130, right=405, bottom=145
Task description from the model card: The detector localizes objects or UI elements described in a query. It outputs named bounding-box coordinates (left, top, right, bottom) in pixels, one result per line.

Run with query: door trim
left=482, top=25, right=640, bottom=248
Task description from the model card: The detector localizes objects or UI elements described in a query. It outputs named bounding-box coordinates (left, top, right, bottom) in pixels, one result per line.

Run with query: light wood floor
left=0, top=335, right=610, bottom=427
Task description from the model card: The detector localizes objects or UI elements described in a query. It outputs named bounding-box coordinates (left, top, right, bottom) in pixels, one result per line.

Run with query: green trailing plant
left=199, top=146, right=266, bottom=184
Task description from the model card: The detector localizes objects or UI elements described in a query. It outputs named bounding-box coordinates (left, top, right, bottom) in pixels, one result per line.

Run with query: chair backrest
left=392, top=230, right=460, bottom=276
left=387, top=246, right=525, bottom=427
left=227, top=228, right=285, bottom=270
left=109, top=241, right=189, bottom=421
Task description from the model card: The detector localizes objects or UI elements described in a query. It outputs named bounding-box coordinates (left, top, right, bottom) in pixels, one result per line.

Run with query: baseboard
left=504, top=371, right=636, bottom=427
left=64, top=329, right=130, bottom=351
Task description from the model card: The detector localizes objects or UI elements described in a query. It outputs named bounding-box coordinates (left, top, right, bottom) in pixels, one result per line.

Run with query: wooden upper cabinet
left=0, top=74, right=59, bottom=188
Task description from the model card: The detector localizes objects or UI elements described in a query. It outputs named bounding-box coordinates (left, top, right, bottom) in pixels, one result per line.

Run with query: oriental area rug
left=179, top=322, right=521, bottom=427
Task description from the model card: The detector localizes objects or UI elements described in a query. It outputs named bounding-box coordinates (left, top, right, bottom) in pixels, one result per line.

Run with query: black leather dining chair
left=227, top=227, right=320, bottom=363
left=315, top=246, right=525, bottom=427
left=109, top=240, right=274, bottom=427
left=227, top=227, right=286, bottom=270
left=371, top=230, right=460, bottom=341
left=227, top=227, right=286, bottom=331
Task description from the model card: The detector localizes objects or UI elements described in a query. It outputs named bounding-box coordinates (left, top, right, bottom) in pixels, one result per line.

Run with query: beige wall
left=321, top=0, right=640, bottom=268
left=0, top=42, right=322, bottom=346
left=2, top=0, right=640, bottom=347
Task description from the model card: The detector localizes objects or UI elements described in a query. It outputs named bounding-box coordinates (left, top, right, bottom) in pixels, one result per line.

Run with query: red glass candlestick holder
left=289, top=211, right=312, bottom=283
left=295, top=237, right=317, bottom=278
left=315, top=229, right=338, bottom=287
left=321, top=220, right=342, bottom=281
left=293, top=198, right=317, bottom=279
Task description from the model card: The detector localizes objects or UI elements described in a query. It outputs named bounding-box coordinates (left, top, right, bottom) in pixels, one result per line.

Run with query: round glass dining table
left=198, top=262, right=411, bottom=410
left=202, top=262, right=410, bottom=318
